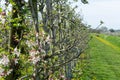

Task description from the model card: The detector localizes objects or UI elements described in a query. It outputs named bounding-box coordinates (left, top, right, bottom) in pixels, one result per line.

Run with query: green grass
left=80, top=34, right=120, bottom=80
left=100, top=34, right=120, bottom=47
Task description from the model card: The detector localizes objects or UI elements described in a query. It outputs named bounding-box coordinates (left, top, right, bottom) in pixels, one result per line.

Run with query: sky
left=71, top=0, right=120, bottom=30
left=1, top=0, right=120, bottom=30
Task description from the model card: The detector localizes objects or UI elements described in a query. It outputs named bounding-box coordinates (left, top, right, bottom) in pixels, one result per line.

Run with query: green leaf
left=6, top=26, right=10, bottom=30
left=9, top=0, right=16, bottom=5
left=81, top=0, right=88, bottom=4
left=0, top=8, right=2, bottom=13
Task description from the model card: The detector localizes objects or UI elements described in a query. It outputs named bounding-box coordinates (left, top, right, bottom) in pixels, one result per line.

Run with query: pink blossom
left=0, top=68, right=4, bottom=76
left=48, top=78, right=54, bottom=80
left=61, top=75, right=65, bottom=78
left=0, top=68, right=13, bottom=76
left=13, top=58, right=19, bottom=64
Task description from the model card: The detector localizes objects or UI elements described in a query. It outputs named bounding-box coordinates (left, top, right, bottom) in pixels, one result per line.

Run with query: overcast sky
left=1, top=0, right=120, bottom=30
left=71, top=0, right=120, bottom=30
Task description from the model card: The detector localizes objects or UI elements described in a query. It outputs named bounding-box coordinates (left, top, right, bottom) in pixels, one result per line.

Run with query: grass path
left=94, top=36, right=120, bottom=51
left=80, top=35, right=120, bottom=80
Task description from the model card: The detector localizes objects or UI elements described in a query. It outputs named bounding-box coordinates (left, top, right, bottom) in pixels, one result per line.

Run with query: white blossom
left=29, top=50, right=40, bottom=64
left=29, top=50, right=39, bottom=57
left=60, top=75, right=65, bottom=79
left=40, top=49, right=46, bottom=53
left=45, top=35, right=51, bottom=44
left=13, top=47, right=20, bottom=57
left=7, top=69, right=13, bottom=75
left=0, top=55, right=9, bottom=66
left=25, top=0, right=28, bottom=2
left=31, top=56, right=40, bottom=64
left=0, top=15, right=5, bottom=24
left=26, top=40, right=31, bottom=47
left=36, top=33, right=39, bottom=38
left=26, top=40, right=37, bottom=48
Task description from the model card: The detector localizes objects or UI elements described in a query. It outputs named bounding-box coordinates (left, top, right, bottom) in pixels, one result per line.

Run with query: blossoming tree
left=0, top=0, right=89, bottom=80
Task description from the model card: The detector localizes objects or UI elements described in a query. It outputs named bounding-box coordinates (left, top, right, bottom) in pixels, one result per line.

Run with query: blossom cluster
left=29, top=50, right=40, bottom=64
left=13, top=47, right=21, bottom=57
left=0, top=55, right=9, bottom=66
left=0, top=55, right=12, bottom=77
left=0, top=68, right=13, bottom=77
left=0, top=47, right=21, bottom=77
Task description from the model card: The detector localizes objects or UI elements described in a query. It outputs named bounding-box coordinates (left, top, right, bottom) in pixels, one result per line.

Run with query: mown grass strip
left=94, top=36, right=120, bottom=51
left=80, top=36, right=120, bottom=80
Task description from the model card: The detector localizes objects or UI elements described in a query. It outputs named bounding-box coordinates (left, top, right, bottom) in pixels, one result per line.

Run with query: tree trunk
left=7, top=0, right=24, bottom=80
